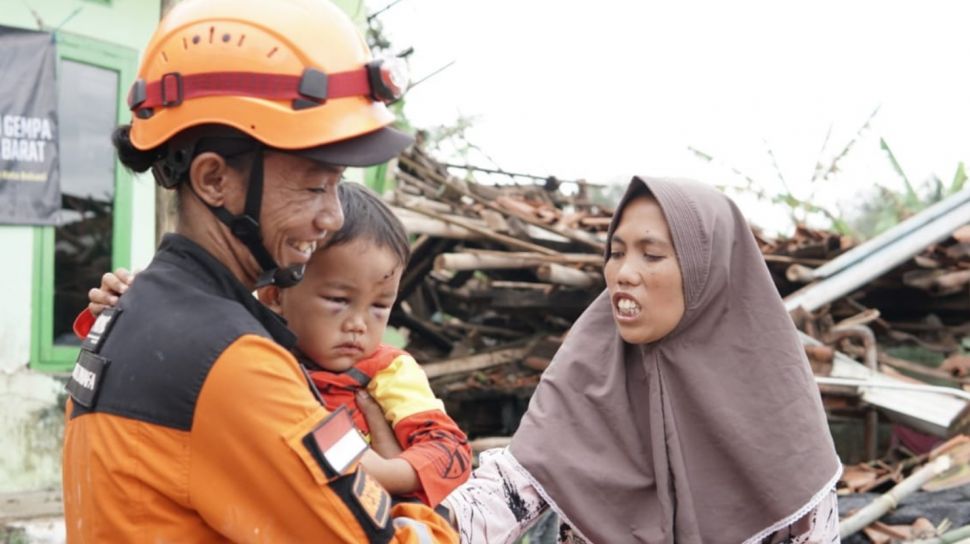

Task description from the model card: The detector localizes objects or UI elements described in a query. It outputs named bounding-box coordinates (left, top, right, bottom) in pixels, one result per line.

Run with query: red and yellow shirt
left=306, top=345, right=472, bottom=507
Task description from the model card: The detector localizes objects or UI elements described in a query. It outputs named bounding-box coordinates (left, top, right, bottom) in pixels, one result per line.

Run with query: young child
left=77, top=182, right=471, bottom=508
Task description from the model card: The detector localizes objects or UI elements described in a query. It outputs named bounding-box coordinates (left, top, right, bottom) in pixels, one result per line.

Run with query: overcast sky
left=374, top=0, right=970, bottom=234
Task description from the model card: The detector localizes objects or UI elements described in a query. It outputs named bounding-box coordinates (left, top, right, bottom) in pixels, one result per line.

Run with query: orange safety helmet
left=127, top=0, right=410, bottom=165
left=124, top=0, right=412, bottom=288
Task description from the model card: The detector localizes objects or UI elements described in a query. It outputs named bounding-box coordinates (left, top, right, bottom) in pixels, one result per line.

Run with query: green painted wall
left=1, top=0, right=161, bottom=48
left=0, top=0, right=160, bottom=494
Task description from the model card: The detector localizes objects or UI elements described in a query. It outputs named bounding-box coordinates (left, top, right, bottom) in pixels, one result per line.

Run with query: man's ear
left=188, top=151, right=238, bottom=209
left=257, top=285, right=283, bottom=313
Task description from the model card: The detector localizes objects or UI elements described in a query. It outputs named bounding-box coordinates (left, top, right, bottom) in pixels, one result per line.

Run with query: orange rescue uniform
left=62, top=234, right=457, bottom=543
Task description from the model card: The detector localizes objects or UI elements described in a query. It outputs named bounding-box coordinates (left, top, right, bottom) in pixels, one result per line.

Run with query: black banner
left=0, top=25, right=60, bottom=225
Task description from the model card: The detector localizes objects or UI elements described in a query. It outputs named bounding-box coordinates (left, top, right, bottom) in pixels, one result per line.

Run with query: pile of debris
left=387, top=146, right=613, bottom=436
left=383, top=145, right=970, bottom=540
left=838, top=436, right=970, bottom=543
left=388, top=145, right=970, bottom=439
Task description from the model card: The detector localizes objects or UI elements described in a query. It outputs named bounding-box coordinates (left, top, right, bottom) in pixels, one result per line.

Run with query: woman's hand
left=356, top=390, right=401, bottom=458
left=88, top=268, right=135, bottom=316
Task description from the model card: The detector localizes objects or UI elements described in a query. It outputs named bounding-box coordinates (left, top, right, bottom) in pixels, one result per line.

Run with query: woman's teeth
left=617, top=298, right=641, bottom=316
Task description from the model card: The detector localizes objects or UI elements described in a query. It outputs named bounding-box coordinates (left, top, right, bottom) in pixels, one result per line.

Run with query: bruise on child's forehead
left=380, top=264, right=400, bottom=283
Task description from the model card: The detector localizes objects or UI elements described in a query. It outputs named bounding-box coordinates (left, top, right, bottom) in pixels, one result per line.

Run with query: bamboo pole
left=490, top=281, right=555, bottom=291
left=840, top=455, right=953, bottom=539
left=396, top=193, right=454, bottom=214
left=435, top=251, right=601, bottom=273
left=466, top=249, right=602, bottom=265
left=536, top=263, right=602, bottom=288
left=400, top=203, right=559, bottom=255
left=422, top=347, right=527, bottom=379
left=395, top=169, right=444, bottom=197
left=391, top=206, right=481, bottom=240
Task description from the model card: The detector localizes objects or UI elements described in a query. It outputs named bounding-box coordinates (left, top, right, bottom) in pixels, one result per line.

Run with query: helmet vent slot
left=266, top=47, right=278, bottom=58
left=161, top=51, right=168, bottom=62
left=209, top=26, right=214, bottom=44
left=182, top=37, right=188, bottom=50
left=237, top=34, right=246, bottom=47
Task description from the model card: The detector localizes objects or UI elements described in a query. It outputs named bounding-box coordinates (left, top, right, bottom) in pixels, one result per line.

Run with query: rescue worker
left=61, top=0, right=457, bottom=541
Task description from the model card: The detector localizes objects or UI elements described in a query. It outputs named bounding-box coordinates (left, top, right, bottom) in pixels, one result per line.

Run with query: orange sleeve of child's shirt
left=367, top=352, right=472, bottom=507
left=73, top=308, right=96, bottom=339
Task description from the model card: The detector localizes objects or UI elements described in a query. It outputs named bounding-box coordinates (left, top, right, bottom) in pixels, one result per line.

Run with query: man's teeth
left=617, top=298, right=641, bottom=314
left=292, top=241, right=316, bottom=254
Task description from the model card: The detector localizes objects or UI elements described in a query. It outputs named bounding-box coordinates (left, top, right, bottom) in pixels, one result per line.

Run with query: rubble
left=381, top=145, right=970, bottom=541
left=386, top=146, right=612, bottom=432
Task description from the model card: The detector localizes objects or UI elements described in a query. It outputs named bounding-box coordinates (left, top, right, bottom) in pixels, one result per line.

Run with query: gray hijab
left=510, top=176, right=840, bottom=544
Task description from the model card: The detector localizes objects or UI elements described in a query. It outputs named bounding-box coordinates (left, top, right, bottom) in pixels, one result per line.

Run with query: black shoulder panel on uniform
left=328, top=469, right=394, bottom=543
left=70, top=237, right=282, bottom=431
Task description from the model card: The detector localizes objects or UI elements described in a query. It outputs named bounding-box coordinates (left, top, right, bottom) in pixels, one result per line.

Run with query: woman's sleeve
left=441, top=448, right=550, bottom=544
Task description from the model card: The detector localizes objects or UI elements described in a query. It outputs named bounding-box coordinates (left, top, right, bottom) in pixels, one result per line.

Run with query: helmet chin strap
left=203, top=147, right=306, bottom=288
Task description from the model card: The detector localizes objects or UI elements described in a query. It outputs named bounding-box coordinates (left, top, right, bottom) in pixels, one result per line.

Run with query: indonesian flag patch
left=304, top=405, right=369, bottom=478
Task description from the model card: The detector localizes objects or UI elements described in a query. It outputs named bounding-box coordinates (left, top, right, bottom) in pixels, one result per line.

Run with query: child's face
left=272, top=239, right=404, bottom=372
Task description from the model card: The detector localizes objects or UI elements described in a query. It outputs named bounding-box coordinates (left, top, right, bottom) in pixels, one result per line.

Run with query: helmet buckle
left=297, top=68, right=329, bottom=103
left=160, top=72, right=184, bottom=107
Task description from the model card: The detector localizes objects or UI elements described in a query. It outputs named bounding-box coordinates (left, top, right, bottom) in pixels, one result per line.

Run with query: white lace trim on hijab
left=741, top=464, right=843, bottom=544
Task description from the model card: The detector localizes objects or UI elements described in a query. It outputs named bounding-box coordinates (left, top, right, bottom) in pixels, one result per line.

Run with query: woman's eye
left=608, top=251, right=624, bottom=259
left=643, top=254, right=664, bottom=262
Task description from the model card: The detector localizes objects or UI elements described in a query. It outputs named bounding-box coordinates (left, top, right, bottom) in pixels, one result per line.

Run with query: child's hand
left=360, top=449, right=418, bottom=496
left=88, top=268, right=135, bottom=316
left=356, top=390, right=401, bottom=458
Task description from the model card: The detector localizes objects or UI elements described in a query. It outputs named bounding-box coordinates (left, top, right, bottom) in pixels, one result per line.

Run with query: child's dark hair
left=324, top=183, right=410, bottom=266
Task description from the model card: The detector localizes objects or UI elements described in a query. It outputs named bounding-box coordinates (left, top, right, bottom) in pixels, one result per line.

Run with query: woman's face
left=604, top=195, right=685, bottom=344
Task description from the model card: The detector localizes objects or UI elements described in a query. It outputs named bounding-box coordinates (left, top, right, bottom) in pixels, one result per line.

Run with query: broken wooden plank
left=536, top=263, right=602, bottom=288
left=435, top=251, right=602, bottom=273
left=423, top=347, right=528, bottom=379
left=400, top=203, right=560, bottom=255
left=391, top=206, right=482, bottom=240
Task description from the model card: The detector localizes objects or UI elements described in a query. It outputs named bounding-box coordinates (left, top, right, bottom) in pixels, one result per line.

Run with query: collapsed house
left=387, top=144, right=970, bottom=542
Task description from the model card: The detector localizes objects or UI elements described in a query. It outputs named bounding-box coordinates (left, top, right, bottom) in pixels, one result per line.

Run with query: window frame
left=30, top=32, right=137, bottom=372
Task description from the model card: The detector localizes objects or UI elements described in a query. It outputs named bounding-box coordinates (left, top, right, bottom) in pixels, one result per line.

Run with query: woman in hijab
left=441, top=176, right=842, bottom=543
